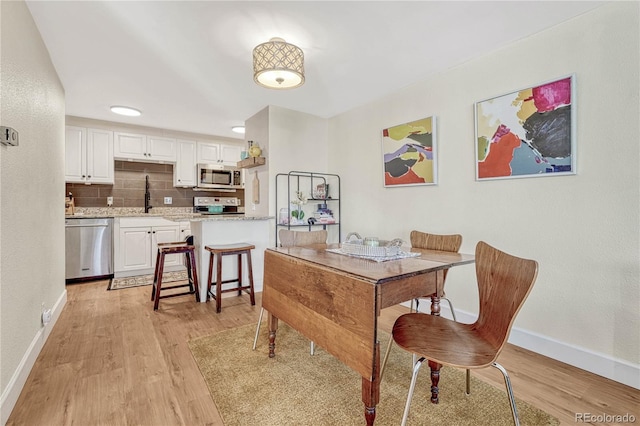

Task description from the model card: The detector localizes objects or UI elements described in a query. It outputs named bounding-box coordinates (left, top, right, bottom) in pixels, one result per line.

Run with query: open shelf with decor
left=275, top=171, right=341, bottom=247
left=237, top=156, right=265, bottom=169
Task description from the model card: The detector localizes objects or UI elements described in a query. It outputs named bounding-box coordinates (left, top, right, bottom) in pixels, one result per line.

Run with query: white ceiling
left=26, top=1, right=604, bottom=139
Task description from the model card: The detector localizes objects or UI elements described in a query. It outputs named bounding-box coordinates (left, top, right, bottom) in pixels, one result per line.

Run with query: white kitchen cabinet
left=179, top=222, right=192, bottom=239
left=65, top=126, right=114, bottom=184
left=197, top=141, right=243, bottom=166
left=174, top=139, right=197, bottom=187
left=114, top=132, right=177, bottom=163
left=115, top=217, right=182, bottom=277
left=220, top=144, right=242, bottom=165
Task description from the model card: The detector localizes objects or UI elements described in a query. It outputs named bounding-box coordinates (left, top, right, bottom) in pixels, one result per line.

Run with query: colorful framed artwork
left=382, top=116, right=437, bottom=187
left=475, top=74, right=576, bottom=180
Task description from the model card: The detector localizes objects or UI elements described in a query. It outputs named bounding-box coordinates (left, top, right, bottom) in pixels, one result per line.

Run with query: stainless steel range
left=193, top=196, right=244, bottom=215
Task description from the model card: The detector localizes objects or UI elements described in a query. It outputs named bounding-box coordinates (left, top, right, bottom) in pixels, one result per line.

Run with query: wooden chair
left=205, top=243, right=256, bottom=313
left=151, top=236, right=199, bottom=311
left=409, top=230, right=462, bottom=318
left=252, top=229, right=328, bottom=352
left=390, top=241, right=538, bottom=426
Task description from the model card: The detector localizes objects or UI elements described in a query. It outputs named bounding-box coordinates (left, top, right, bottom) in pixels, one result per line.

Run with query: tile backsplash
left=65, top=161, right=244, bottom=208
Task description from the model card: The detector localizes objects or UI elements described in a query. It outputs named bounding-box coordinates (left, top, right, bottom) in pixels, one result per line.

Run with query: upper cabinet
left=197, top=141, right=242, bottom=166
left=65, top=126, right=114, bottom=184
left=114, top=132, right=177, bottom=163
left=174, top=139, right=197, bottom=187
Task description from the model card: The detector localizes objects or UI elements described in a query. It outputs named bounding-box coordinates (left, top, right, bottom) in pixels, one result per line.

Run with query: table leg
left=430, top=294, right=441, bottom=316
left=429, top=272, right=444, bottom=403
left=267, top=312, right=279, bottom=358
left=361, top=342, right=380, bottom=425
left=362, top=378, right=378, bottom=425
left=428, top=359, right=441, bottom=403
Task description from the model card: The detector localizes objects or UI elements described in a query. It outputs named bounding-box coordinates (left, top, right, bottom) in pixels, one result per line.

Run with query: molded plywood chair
left=409, top=230, right=463, bottom=318
left=391, top=241, right=538, bottom=426
left=252, top=229, right=328, bottom=352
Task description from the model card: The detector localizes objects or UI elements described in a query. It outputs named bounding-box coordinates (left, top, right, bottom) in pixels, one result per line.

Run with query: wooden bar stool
left=205, top=243, right=256, bottom=313
left=151, top=241, right=200, bottom=311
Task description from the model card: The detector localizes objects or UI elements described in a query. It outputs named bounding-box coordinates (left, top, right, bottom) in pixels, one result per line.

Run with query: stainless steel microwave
left=197, top=164, right=244, bottom=189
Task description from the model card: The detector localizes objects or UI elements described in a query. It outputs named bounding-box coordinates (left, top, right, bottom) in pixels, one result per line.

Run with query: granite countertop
left=65, top=207, right=273, bottom=221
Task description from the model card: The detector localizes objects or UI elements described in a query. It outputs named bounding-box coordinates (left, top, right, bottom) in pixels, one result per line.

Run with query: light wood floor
left=7, top=280, right=639, bottom=425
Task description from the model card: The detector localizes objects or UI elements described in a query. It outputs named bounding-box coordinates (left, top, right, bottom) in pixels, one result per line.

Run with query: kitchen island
left=165, top=214, right=274, bottom=304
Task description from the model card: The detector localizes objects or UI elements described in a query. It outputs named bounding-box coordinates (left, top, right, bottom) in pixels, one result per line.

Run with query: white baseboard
left=404, top=301, right=640, bottom=390
left=1, top=290, right=67, bottom=425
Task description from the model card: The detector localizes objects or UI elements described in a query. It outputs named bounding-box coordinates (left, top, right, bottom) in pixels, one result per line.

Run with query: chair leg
left=252, top=307, right=264, bottom=350
left=188, top=251, right=200, bottom=303
left=153, top=253, right=166, bottom=311
left=442, top=297, right=457, bottom=322
left=492, top=362, right=520, bottom=426
left=465, top=369, right=471, bottom=394
left=245, top=250, right=255, bottom=306
left=151, top=249, right=161, bottom=301
left=216, top=254, right=223, bottom=313
left=401, top=356, right=426, bottom=426
left=380, top=335, right=394, bottom=380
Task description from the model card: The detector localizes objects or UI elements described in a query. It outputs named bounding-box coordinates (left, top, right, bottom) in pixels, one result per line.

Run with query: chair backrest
left=474, top=241, right=538, bottom=352
left=410, top=230, right=462, bottom=281
left=410, top=230, right=462, bottom=252
left=279, top=229, right=328, bottom=248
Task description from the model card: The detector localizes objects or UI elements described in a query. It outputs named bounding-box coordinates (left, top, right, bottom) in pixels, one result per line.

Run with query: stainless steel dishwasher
left=65, top=217, right=113, bottom=281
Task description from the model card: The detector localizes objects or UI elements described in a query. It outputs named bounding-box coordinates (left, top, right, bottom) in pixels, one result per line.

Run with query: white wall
left=0, top=1, right=66, bottom=422
left=328, top=2, right=639, bottom=388
left=245, top=106, right=329, bottom=244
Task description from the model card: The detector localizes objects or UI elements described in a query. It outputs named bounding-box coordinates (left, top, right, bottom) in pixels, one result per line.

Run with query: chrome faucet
left=144, top=175, right=152, bottom=213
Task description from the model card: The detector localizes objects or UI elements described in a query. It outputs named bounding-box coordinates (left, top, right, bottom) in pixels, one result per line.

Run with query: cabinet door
left=148, top=136, right=177, bottom=162
left=179, top=222, right=191, bottom=239
left=65, top=126, right=87, bottom=183
left=174, top=139, right=196, bottom=187
left=119, top=227, right=153, bottom=272
left=114, top=132, right=147, bottom=160
left=152, top=225, right=181, bottom=268
left=220, top=144, right=242, bottom=166
left=197, top=141, right=220, bottom=164
left=86, top=129, right=114, bottom=184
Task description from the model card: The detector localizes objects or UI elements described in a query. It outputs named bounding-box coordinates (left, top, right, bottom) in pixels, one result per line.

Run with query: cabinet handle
left=147, top=231, right=151, bottom=234
left=87, top=175, right=91, bottom=179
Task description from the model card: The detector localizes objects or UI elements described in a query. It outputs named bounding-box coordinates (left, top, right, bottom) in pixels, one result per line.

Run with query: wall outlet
left=42, top=309, right=52, bottom=325
left=107, top=196, right=113, bottom=206
left=41, top=303, right=51, bottom=325
left=164, top=197, right=172, bottom=205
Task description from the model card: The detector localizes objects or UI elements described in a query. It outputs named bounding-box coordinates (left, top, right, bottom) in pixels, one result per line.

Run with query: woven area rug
left=189, top=323, right=559, bottom=426
left=108, top=270, right=189, bottom=290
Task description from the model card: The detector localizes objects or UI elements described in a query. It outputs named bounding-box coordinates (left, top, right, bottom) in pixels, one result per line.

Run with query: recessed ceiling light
left=232, top=126, right=245, bottom=134
left=110, top=106, right=141, bottom=117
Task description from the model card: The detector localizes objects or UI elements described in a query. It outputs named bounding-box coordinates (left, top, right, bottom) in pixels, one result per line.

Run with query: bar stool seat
left=151, top=241, right=200, bottom=311
left=205, top=243, right=256, bottom=313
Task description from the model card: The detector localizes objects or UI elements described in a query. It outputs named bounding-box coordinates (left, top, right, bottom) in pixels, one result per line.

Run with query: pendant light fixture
left=253, top=37, right=305, bottom=89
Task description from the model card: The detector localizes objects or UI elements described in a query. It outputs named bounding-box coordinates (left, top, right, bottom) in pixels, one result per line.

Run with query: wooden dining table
left=261, top=243, right=475, bottom=425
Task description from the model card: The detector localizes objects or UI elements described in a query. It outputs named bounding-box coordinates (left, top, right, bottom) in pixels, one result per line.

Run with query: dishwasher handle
left=65, top=222, right=111, bottom=228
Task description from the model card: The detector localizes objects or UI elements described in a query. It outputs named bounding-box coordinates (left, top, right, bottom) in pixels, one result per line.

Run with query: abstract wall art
left=382, top=116, right=437, bottom=187
left=475, top=75, right=576, bottom=180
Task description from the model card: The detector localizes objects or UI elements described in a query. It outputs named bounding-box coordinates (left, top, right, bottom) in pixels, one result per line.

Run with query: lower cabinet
left=115, top=217, right=184, bottom=278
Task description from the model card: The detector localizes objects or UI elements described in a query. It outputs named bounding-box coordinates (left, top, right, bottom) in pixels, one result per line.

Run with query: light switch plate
left=164, top=197, right=172, bottom=205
